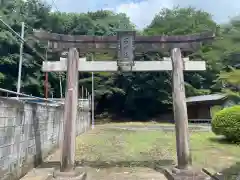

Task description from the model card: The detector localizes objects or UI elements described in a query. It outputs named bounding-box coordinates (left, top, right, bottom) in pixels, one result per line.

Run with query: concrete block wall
left=0, top=98, right=90, bottom=180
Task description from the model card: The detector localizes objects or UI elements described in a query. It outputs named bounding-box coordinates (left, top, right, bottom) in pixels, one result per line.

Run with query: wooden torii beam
left=34, top=30, right=215, bottom=172
left=42, top=58, right=206, bottom=72
left=41, top=54, right=206, bottom=172
left=33, top=30, right=214, bottom=43
left=32, top=30, right=215, bottom=53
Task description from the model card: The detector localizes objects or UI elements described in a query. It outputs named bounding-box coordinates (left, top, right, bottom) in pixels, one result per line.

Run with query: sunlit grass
left=76, top=125, right=240, bottom=179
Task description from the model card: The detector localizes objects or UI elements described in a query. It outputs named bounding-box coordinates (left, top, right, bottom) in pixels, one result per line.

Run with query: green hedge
left=211, top=105, right=240, bottom=142
left=210, top=105, right=222, bottom=119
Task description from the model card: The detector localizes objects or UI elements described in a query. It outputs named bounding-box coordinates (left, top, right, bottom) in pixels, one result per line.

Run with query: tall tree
left=0, top=0, right=51, bottom=95
left=0, top=2, right=239, bottom=120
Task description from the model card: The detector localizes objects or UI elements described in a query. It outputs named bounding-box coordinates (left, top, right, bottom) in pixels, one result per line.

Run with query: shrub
left=211, top=105, right=240, bottom=142
left=210, top=105, right=222, bottom=119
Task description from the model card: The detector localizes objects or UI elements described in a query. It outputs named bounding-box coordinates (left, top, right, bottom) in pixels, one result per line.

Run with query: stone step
left=20, top=168, right=54, bottom=180
left=53, top=172, right=87, bottom=180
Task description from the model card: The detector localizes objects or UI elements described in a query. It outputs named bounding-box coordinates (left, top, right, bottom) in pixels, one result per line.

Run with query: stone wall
left=0, top=97, right=90, bottom=180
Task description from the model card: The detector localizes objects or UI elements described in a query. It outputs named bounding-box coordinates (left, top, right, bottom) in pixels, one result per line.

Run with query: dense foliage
left=212, top=105, right=240, bottom=142
left=0, top=0, right=239, bottom=120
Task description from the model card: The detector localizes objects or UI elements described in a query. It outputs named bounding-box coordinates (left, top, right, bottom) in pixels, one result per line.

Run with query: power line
left=50, top=0, right=60, bottom=12
left=24, top=23, right=35, bottom=32
left=24, top=23, right=49, bottom=49
left=0, top=3, right=58, bottom=100
left=0, top=18, right=48, bottom=62
left=48, top=0, right=65, bottom=100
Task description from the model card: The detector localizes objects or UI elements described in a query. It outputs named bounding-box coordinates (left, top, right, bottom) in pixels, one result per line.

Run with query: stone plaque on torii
left=33, top=30, right=215, bottom=172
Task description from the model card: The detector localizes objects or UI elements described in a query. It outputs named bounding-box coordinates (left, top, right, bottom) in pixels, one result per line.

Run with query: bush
left=210, top=105, right=222, bottom=119
left=211, top=105, right=240, bottom=142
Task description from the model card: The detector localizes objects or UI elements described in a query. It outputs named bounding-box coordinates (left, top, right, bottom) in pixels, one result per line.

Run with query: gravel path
left=108, top=124, right=211, bottom=132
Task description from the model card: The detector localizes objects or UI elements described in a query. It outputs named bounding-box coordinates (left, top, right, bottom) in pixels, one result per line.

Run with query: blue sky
left=47, top=0, right=240, bottom=29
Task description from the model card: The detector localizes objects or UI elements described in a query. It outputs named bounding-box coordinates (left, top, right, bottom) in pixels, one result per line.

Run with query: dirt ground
left=21, top=123, right=240, bottom=180
left=44, top=149, right=168, bottom=180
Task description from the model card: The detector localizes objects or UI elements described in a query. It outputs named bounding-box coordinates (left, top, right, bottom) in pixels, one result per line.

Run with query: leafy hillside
left=0, top=1, right=239, bottom=119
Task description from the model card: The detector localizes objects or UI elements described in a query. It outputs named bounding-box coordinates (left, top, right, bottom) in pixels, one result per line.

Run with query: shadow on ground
left=37, top=161, right=61, bottom=169
left=216, top=162, right=240, bottom=180
left=37, top=159, right=240, bottom=179
left=209, top=136, right=240, bottom=145
left=36, top=159, right=174, bottom=180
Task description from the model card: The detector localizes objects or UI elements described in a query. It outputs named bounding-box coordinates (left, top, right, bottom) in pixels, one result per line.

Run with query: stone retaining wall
left=0, top=98, right=90, bottom=180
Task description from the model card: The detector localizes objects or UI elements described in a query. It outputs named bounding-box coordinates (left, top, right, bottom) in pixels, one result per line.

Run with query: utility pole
left=171, top=48, right=191, bottom=169
left=91, top=54, right=95, bottom=129
left=17, top=22, right=25, bottom=98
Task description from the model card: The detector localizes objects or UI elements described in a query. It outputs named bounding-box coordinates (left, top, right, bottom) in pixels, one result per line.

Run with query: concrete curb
left=160, top=167, right=212, bottom=180
left=68, top=172, right=87, bottom=180
left=52, top=172, right=87, bottom=180
left=20, top=173, right=53, bottom=180
left=202, top=168, right=220, bottom=180
left=45, top=174, right=54, bottom=180
left=53, top=171, right=81, bottom=178
left=20, top=168, right=55, bottom=180
left=52, top=167, right=87, bottom=180
left=161, top=168, right=175, bottom=180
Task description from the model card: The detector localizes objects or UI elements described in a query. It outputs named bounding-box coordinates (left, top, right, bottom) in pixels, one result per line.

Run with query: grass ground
left=75, top=123, right=240, bottom=180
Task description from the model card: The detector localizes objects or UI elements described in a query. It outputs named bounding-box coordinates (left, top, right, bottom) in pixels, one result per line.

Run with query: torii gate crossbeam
left=42, top=58, right=206, bottom=72
left=33, top=30, right=215, bottom=173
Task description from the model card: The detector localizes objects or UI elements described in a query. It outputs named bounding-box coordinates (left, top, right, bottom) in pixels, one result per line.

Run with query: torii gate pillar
left=60, top=48, right=79, bottom=171
left=171, top=48, right=191, bottom=169
left=34, top=30, right=214, bottom=172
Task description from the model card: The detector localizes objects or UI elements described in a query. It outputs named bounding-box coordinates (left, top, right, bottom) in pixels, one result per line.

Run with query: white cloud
left=172, top=0, right=240, bottom=23
left=115, top=0, right=172, bottom=29
left=46, top=0, right=240, bottom=29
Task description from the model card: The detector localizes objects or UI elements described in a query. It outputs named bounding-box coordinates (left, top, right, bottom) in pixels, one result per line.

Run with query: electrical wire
left=24, top=23, right=35, bottom=32
left=0, top=18, right=48, bottom=62
left=48, top=0, right=66, bottom=99
left=0, top=1, right=62, bottom=99
left=50, top=0, right=60, bottom=12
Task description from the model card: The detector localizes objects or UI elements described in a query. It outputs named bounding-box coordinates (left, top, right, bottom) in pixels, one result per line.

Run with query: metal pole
left=59, top=74, right=63, bottom=98
left=85, top=88, right=88, bottom=99
left=84, top=89, right=88, bottom=132
left=88, top=92, right=91, bottom=129
left=44, top=42, right=49, bottom=99
left=17, top=22, right=25, bottom=98
left=91, top=54, right=95, bottom=129
left=0, top=18, right=47, bottom=62
left=81, top=86, right=84, bottom=99
left=0, top=87, right=63, bottom=105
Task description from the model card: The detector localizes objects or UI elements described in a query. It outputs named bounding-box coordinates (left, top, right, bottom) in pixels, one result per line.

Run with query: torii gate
left=33, top=30, right=214, bottom=172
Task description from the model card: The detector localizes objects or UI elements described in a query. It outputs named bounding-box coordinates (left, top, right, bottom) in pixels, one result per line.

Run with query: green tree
left=0, top=0, right=51, bottom=95
left=0, top=2, right=239, bottom=120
